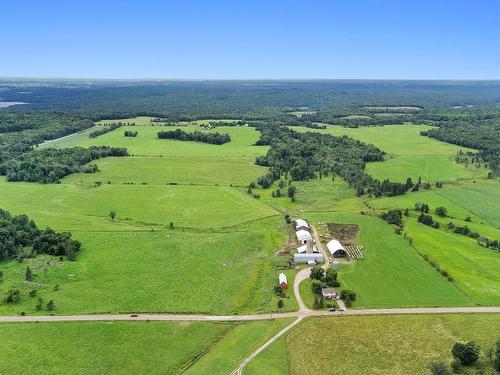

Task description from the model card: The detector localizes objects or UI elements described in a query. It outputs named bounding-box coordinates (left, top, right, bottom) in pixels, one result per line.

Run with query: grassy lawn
left=62, top=155, right=267, bottom=186
left=0, top=321, right=230, bottom=374
left=306, top=212, right=472, bottom=308
left=293, top=124, right=486, bottom=183
left=287, top=314, right=500, bottom=374
left=186, top=318, right=294, bottom=374
left=0, top=217, right=291, bottom=315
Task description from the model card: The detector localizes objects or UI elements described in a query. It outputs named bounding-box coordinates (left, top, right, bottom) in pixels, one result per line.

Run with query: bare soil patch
left=327, top=223, right=359, bottom=245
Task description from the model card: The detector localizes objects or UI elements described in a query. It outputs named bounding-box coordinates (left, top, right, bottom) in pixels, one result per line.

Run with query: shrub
left=310, top=280, right=323, bottom=294
left=4, top=288, right=21, bottom=304
left=452, top=341, right=480, bottom=366
left=435, top=206, right=448, bottom=217
left=277, top=299, right=284, bottom=308
left=430, top=361, right=451, bottom=375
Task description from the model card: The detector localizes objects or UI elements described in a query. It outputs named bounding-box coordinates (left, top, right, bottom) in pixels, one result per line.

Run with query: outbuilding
left=327, top=239, right=347, bottom=257
left=278, top=273, right=288, bottom=289
left=295, top=219, right=310, bottom=231
left=296, top=229, right=313, bottom=243
left=293, top=253, right=324, bottom=264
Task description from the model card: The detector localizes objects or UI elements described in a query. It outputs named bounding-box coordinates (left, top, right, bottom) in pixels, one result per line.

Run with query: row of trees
left=157, top=129, right=231, bottom=145
left=0, top=209, right=81, bottom=261
left=3, top=146, right=128, bottom=183
left=89, top=123, right=121, bottom=138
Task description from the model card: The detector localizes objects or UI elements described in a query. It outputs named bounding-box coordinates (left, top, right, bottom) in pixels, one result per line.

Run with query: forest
left=3, top=146, right=128, bottom=183
left=253, top=123, right=409, bottom=197
left=0, top=209, right=81, bottom=261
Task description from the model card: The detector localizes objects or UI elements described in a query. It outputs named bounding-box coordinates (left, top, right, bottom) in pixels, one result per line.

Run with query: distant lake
left=0, top=101, right=27, bottom=108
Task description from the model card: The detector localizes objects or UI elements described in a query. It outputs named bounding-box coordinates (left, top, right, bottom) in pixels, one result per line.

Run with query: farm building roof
left=279, top=273, right=287, bottom=285
left=296, top=229, right=312, bottom=241
left=297, top=244, right=319, bottom=253
left=327, top=239, right=346, bottom=255
left=295, top=219, right=310, bottom=230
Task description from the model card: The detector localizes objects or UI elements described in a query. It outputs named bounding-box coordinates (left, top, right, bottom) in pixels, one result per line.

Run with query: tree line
left=3, top=146, right=128, bottom=183
left=89, top=123, right=122, bottom=138
left=0, top=209, right=81, bottom=261
left=157, top=129, right=231, bottom=145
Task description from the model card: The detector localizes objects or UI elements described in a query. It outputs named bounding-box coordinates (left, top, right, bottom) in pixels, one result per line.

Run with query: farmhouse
left=296, top=229, right=312, bottom=243
left=279, top=273, right=288, bottom=289
left=327, top=239, right=346, bottom=257
left=294, top=253, right=324, bottom=264
left=321, top=288, right=339, bottom=300
left=295, top=219, right=310, bottom=231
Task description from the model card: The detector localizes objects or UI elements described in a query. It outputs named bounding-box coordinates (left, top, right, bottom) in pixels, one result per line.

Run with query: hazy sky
left=2, top=0, right=499, bottom=79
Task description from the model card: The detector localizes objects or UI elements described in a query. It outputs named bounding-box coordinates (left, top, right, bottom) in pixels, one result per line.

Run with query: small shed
left=295, top=219, right=310, bottom=231
left=327, top=239, right=347, bottom=257
left=296, top=229, right=312, bottom=243
left=321, top=288, right=339, bottom=300
left=279, top=273, right=288, bottom=289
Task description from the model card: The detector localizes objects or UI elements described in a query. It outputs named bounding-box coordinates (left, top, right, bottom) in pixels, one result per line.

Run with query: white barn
left=327, top=239, right=347, bottom=257
left=296, top=229, right=312, bottom=242
left=295, top=219, right=310, bottom=231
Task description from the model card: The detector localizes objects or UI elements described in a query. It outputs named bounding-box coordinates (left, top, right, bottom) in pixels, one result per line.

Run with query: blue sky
left=2, top=0, right=499, bottom=79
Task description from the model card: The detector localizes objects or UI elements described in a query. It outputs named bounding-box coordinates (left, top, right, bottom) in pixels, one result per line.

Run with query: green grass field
left=62, top=155, right=267, bottom=186
left=55, top=124, right=267, bottom=157
left=0, top=181, right=277, bottom=230
left=287, top=314, right=500, bottom=374
left=0, top=216, right=294, bottom=315
left=0, top=321, right=229, bottom=374
left=0, top=319, right=294, bottom=374
left=306, top=212, right=472, bottom=307
left=186, top=318, right=294, bottom=374
left=293, top=124, right=486, bottom=183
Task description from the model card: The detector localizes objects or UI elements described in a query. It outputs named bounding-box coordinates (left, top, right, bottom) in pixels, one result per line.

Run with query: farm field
left=186, top=318, right=294, bottom=374
left=293, top=124, right=486, bottom=182
left=57, top=123, right=268, bottom=157
left=286, top=314, right=500, bottom=374
left=256, top=176, right=365, bottom=213
left=0, top=181, right=277, bottom=230
left=406, top=218, right=500, bottom=305
left=0, top=319, right=293, bottom=374
left=62, top=155, right=267, bottom=186
left=305, top=212, right=472, bottom=308
left=0, top=216, right=291, bottom=315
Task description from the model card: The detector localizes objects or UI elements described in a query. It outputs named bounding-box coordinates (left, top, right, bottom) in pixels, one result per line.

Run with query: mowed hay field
left=306, top=212, right=472, bottom=307
left=0, top=319, right=293, bottom=374
left=0, top=119, right=293, bottom=315
left=286, top=315, right=500, bottom=375
left=293, top=124, right=486, bottom=182
left=370, top=180, right=500, bottom=305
